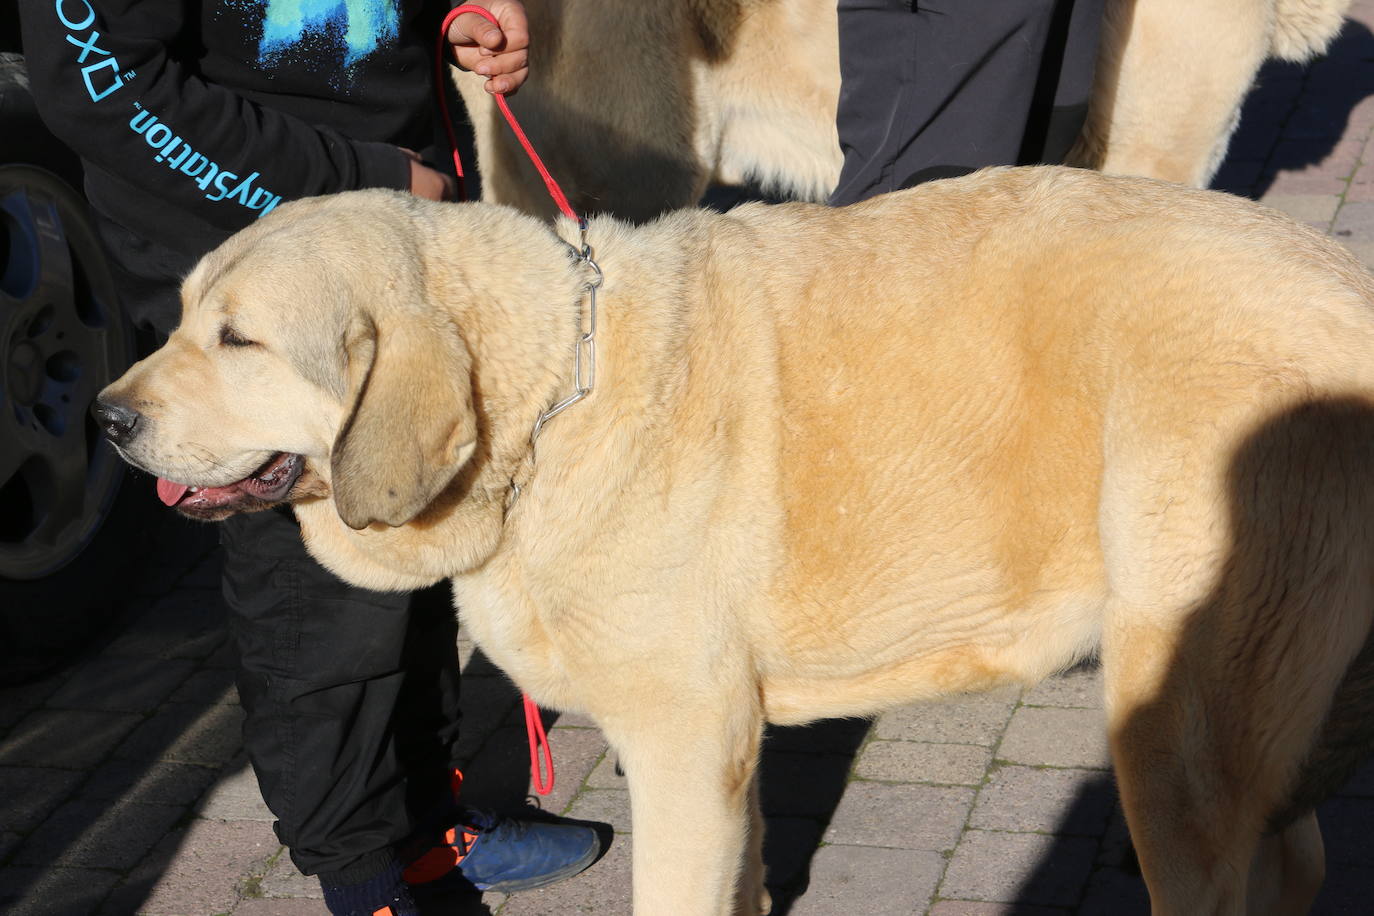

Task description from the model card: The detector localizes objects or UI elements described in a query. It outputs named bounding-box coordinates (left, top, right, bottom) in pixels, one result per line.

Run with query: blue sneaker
left=403, top=808, right=601, bottom=894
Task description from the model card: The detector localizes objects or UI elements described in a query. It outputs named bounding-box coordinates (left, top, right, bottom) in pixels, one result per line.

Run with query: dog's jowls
left=99, top=166, right=1374, bottom=915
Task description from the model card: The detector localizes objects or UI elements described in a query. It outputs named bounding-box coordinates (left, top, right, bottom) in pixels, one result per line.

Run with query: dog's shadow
left=758, top=718, right=873, bottom=912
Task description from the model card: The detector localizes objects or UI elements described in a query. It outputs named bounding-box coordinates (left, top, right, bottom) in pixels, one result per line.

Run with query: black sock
left=320, top=858, right=419, bottom=916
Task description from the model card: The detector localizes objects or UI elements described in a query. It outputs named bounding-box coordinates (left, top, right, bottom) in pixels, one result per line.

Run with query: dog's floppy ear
left=331, top=314, right=478, bottom=530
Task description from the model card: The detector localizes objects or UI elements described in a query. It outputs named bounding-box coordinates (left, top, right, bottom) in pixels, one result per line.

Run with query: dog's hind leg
left=1245, top=810, right=1324, bottom=916
left=1100, top=612, right=1346, bottom=915
left=600, top=690, right=769, bottom=915
left=1099, top=399, right=1374, bottom=914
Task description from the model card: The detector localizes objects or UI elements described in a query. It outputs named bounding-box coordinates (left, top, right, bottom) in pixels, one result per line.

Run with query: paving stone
left=78, top=759, right=218, bottom=809
left=762, top=816, right=824, bottom=892
left=450, top=683, right=522, bottom=766
left=202, top=637, right=240, bottom=670
left=1313, top=864, right=1374, bottom=915
left=0, top=709, right=142, bottom=769
left=527, top=725, right=608, bottom=816
left=970, top=766, right=1115, bottom=836
left=1258, top=192, right=1342, bottom=224
left=566, top=788, right=632, bottom=832
left=871, top=689, right=1020, bottom=746
left=823, top=782, right=973, bottom=851
left=232, top=898, right=324, bottom=915
left=1346, top=163, right=1374, bottom=202
left=0, top=767, right=85, bottom=833
left=257, top=851, right=321, bottom=899
left=998, top=707, right=1110, bottom=770
left=855, top=740, right=992, bottom=787
left=0, top=674, right=69, bottom=732
left=940, top=830, right=1097, bottom=907
left=765, top=717, right=873, bottom=755
left=12, top=797, right=185, bottom=870
left=1210, top=158, right=1267, bottom=197
left=112, top=701, right=245, bottom=767
left=1021, top=666, right=1102, bottom=709
left=585, top=746, right=627, bottom=790
left=1093, top=807, right=1136, bottom=870
left=1, top=864, right=121, bottom=916
left=787, top=845, right=945, bottom=916
left=1337, top=756, right=1374, bottom=796
left=760, top=750, right=855, bottom=819
left=1078, top=865, right=1150, bottom=916
left=500, top=832, right=632, bottom=915
left=197, top=762, right=274, bottom=822
left=1335, top=239, right=1374, bottom=270
left=1333, top=200, right=1374, bottom=238
left=103, top=589, right=228, bottom=662
left=1318, top=795, right=1374, bottom=867
left=46, top=656, right=196, bottom=713
left=1258, top=171, right=1346, bottom=200
left=168, top=668, right=238, bottom=706
left=929, top=902, right=1066, bottom=916
left=119, top=818, right=277, bottom=916
left=454, top=725, right=547, bottom=812
left=1265, top=102, right=1349, bottom=142
left=1271, top=137, right=1365, bottom=176
left=548, top=710, right=600, bottom=729
left=0, top=831, right=19, bottom=861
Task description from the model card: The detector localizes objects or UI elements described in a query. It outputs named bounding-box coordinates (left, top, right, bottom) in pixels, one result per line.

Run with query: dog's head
left=95, top=192, right=479, bottom=532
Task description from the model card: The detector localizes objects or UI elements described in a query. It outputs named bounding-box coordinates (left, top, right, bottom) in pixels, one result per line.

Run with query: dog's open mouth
left=155, top=452, right=305, bottom=519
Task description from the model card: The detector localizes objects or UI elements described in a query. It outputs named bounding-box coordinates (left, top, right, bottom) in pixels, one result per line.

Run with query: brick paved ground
left=7, top=5, right=1374, bottom=914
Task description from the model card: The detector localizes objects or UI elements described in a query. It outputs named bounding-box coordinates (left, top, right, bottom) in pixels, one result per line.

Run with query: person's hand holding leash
left=447, top=0, right=530, bottom=94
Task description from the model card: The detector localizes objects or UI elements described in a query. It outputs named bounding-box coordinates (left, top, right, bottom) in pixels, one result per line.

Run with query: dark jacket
left=19, top=0, right=443, bottom=260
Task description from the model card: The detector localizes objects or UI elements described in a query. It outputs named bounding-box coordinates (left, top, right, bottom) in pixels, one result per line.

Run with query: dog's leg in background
left=1068, top=0, right=1272, bottom=186
left=1245, top=810, right=1324, bottom=916
left=739, top=776, right=770, bottom=916
left=600, top=693, right=769, bottom=915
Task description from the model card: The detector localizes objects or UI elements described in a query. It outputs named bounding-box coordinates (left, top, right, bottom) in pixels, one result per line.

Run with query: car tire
left=0, top=155, right=157, bottom=681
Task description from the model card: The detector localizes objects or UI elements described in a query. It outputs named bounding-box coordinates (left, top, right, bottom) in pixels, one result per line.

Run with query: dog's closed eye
left=219, top=325, right=258, bottom=348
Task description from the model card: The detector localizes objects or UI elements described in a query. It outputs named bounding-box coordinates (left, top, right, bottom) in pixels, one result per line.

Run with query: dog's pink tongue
left=156, top=478, right=189, bottom=507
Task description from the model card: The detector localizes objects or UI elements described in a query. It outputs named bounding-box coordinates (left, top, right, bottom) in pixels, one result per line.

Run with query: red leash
left=435, top=5, right=577, bottom=223
left=434, top=3, right=572, bottom=798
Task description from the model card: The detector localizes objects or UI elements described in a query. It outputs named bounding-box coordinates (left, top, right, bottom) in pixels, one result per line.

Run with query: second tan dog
left=98, top=167, right=1374, bottom=914
left=457, top=0, right=1352, bottom=219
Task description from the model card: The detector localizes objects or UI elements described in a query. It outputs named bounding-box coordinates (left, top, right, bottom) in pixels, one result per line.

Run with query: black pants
left=830, top=0, right=1105, bottom=206
left=221, top=508, right=462, bottom=882
left=105, top=224, right=463, bottom=885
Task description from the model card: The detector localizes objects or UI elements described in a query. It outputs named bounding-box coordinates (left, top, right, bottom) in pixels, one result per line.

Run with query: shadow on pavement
left=0, top=514, right=233, bottom=915
left=1214, top=18, right=1374, bottom=199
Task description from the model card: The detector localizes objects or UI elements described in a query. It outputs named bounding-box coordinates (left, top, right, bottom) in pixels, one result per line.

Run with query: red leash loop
left=436, top=4, right=579, bottom=797
left=436, top=4, right=579, bottom=223
left=523, top=694, right=555, bottom=795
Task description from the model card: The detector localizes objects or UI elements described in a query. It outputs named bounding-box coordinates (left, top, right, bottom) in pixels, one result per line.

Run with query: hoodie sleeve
left=18, top=0, right=413, bottom=233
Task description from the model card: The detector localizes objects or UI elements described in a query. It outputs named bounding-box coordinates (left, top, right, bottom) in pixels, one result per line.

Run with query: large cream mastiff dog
left=98, top=167, right=1374, bottom=915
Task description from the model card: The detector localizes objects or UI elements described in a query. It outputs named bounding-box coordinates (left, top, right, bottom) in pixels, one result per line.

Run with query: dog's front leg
left=602, top=694, right=769, bottom=915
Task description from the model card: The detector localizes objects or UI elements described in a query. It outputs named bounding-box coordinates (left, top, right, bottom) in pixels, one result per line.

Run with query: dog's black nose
left=91, top=399, right=142, bottom=446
